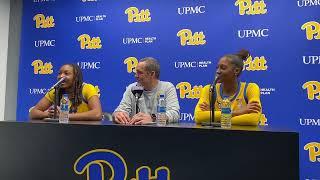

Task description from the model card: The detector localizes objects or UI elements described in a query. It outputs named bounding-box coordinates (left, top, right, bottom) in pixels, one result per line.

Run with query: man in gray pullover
left=113, top=57, right=180, bottom=125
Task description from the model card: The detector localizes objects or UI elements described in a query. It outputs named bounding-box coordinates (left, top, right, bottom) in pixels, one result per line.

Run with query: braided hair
left=58, top=64, right=83, bottom=113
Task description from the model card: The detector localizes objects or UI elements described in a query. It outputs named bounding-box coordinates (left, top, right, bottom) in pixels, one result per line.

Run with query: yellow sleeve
left=194, top=85, right=221, bottom=124
left=44, top=89, right=55, bottom=103
left=231, top=83, right=262, bottom=126
left=82, top=83, right=99, bottom=101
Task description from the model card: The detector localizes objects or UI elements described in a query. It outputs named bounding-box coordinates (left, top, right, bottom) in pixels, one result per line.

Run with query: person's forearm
left=69, top=110, right=102, bottom=121
left=29, top=109, right=48, bottom=120
left=194, top=111, right=221, bottom=123
left=166, top=110, right=180, bottom=123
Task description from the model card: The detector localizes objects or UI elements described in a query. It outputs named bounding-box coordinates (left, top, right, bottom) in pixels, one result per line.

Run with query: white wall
left=0, top=0, right=11, bottom=121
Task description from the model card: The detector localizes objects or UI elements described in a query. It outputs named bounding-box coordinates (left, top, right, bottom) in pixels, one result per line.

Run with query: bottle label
left=221, top=107, right=231, bottom=114
left=157, top=106, right=166, bottom=113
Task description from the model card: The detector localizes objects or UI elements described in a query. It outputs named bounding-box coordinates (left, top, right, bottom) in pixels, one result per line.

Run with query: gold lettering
left=304, top=142, right=320, bottom=162
left=177, top=29, right=206, bottom=46
left=125, top=7, right=151, bottom=23
left=77, top=34, right=102, bottom=49
left=124, top=57, right=138, bottom=73
left=302, top=81, right=320, bottom=100
left=33, top=14, right=55, bottom=28
left=176, top=82, right=202, bottom=99
left=301, top=21, right=320, bottom=40
left=31, top=60, right=53, bottom=74
left=235, top=0, right=267, bottom=15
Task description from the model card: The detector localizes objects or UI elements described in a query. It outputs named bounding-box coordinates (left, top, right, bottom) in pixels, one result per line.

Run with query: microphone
left=49, top=77, right=66, bottom=91
left=209, top=74, right=219, bottom=127
left=131, top=85, right=144, bottom=99
left=131, top=85, right=143, bottom=114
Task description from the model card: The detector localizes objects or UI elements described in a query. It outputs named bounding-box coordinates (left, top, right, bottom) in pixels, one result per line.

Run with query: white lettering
left=238, top=29, right=269, bottom=38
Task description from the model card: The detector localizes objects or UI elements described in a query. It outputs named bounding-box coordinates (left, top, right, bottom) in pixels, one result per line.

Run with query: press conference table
left=0, top=120, right=299, bottom=180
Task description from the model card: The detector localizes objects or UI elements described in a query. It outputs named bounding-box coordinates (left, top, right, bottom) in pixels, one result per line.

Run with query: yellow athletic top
left=45, top=83, right=99, bottom=113
left=194, top=82, right=261, bottom=126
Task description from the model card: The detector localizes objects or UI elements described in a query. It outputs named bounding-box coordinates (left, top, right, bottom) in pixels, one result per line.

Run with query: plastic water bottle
left=221, top=98, right=232, bottom=128
left=156, top=94, right=167, bottom=126
left=59, top=94, right=69, bottom=123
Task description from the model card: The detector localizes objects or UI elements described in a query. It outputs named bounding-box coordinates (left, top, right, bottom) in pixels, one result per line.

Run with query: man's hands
left=113, top=111, right=130, bottom=124
left=113, top=112, right=153, bottom=125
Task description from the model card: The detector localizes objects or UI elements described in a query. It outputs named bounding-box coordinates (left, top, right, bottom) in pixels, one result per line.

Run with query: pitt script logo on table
left=77, top=34, right=102, bottom=50
left=31, top=59, right=53, bottom=75
left=33, top=14, right=55, bottom=29
left=301, top=21, right=320, bottom=40
left=125, top=7, right=151, bottom=23
left=304, top=142, right=320, bottom=162
left=302, top=81, right=320, bottom=100
left=74, top=149, right=170, bottom=180
left=176, top=82, right=203, bottom=99
left=234, top=0, right=267, bottom=15
left=177, top=29, right=206, bottom=46
left=124, top=57, right=139, bottom=73
left=243, top=56, right=268, bottom=71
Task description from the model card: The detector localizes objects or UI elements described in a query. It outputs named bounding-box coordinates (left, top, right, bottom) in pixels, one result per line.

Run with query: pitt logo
left=301, top=21, right=320, bottom=40
left=235, top=0, right=267, bottom=15
left=304, top=142, right=320, bottom=162
left=176, top=82, right=203, bottom=99
left=302, top=81, right=320, bottom=100
left=125, top=7, right=151, bottom=23
left=31, top=60, right=53, bottom=75
left=77, top=34, right=102, bottom=50
left=124, top=57, right=138, bottom=73
left=33, top=14, right=55, bottom=29
left=74, top=149, right=170, bottom=180
left=243, top=56, right=268, bottom=71
left=177, top=29, right=206, bottom=46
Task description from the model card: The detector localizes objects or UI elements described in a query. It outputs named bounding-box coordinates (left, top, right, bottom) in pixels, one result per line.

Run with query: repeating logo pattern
left=18, top=1, right=320, bottom=179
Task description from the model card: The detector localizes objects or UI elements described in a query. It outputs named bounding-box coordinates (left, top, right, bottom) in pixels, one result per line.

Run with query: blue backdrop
left=17, top=0, right=320, bottom=179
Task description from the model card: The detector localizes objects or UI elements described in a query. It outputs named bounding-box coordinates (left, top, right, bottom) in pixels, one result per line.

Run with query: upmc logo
left=125, top=7, right=151, bottom=23
left=174, top=61, right=212, bottom=69
left=31, top=59, right=53, bottom=75
left=297, top=0, right=320, bottom=7
left=180, top=113, right=195, bottom=122
left=77, top=62, right=101, bottom=70
left=177, top=29, right=206, bottom=46
left=77, top=34, right=102, bottom=50
left=34, top=40, right=55, bottom=48
left=235, top=0, right=267, bottom=15
left=75, top=15, right=107, bottom=23
left=303, top=56, right=320, bottom=64
left=302, top=81, right=320, bottom=100
left=33, top=14, right=55, bottom=29
left=238, top=29, right=269, bottom=38
left=29, top=88, right=49, bottom=95
left=177, top=6, right=206, bottom=15
left=301, top=21, right=320, bottom=40
left=304, top=142, right=320, bottom=162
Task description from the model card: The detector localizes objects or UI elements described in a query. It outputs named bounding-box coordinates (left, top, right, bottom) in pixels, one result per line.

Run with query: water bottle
left=59, top=94, right=69, bottom=123
left=156, top=94, right=167, bottom=126
left=221, top=98, right=232, bottom=128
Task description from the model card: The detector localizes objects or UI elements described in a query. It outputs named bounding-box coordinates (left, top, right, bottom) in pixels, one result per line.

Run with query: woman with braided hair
left=30, top=64, right=102, bottom=121
left=194, top=49, right=262, bottom=126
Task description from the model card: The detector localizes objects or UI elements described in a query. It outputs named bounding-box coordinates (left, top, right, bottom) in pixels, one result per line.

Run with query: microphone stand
left=53, top=85, right=61, bottom=119
left=209, top=84, right=216, bottom=126
left=135, top=95, right=140, bottom=114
